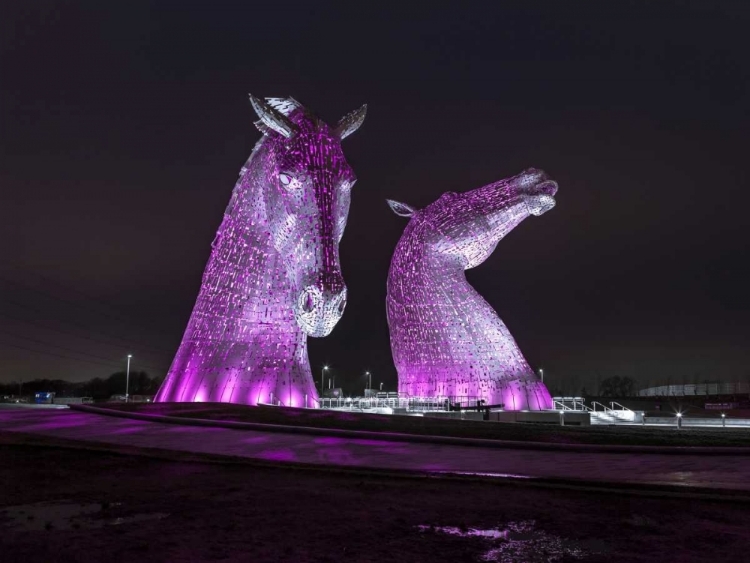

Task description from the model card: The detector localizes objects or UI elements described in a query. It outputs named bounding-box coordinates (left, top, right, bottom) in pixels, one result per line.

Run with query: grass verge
left=97, top=402, right=750, bottom=448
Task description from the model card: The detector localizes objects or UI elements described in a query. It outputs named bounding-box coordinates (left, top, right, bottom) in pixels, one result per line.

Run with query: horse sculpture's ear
left=249, top=94, right=299, bottom=139
left=334, top=104, right=367, bottom=140
left=387, top=199, right=417, bottom=218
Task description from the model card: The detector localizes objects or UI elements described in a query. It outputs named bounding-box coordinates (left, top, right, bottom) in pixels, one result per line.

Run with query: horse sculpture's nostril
left=536, top=180, right=558, bottom=197
left=338, top=294, right=347, bottom=315
left=303, top=292, right=315, bottom=313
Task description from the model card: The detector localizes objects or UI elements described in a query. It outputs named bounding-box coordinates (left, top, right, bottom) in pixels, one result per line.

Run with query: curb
left=67, top=404, right=750, bottom=456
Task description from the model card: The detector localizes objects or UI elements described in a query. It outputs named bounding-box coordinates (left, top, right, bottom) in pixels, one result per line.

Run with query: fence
left=316, top=395, right=480, bottom=412
left=639, top=383, right=750, bottom=397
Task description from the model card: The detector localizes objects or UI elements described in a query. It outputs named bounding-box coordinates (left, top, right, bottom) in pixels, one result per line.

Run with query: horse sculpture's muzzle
left=523, top=178, right=558, bottom=217
left=294, top=280, right=347, bottom=337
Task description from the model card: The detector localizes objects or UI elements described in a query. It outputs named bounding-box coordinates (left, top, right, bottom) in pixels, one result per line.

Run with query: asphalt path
left=1, top=407, right=747, bottom=491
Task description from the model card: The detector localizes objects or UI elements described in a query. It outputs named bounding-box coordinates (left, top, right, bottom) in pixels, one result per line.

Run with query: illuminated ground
left=1, top=429, right=750, bottom=563
left=2, top=407, right=750, bottom=490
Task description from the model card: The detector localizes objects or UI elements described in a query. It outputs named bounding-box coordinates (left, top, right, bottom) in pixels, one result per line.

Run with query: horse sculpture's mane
left=386, top=168, right=557, bottom=410
left=155, top=96, right=365, bottom=407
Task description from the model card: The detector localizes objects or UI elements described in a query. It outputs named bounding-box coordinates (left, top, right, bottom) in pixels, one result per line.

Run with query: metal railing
left=263, top=393, right=286, bottom=407
left=552, top=397, right=592, bottom=412
left=610, top=401, right=634, bottom=415
left=639, top=383, right=750, bottom=397
left=591, top=401, right=624, bottom=422
left=304, top=394, right=320, bottom=409
left=315, top=394, right=481, bottom=413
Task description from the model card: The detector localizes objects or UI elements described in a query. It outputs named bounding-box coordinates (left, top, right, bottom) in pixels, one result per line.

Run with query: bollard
left=305, top=394, right=308, bottom=409
left=560, top=410, right=565, bottom=426
left=722, top=413, right=726, bottom=427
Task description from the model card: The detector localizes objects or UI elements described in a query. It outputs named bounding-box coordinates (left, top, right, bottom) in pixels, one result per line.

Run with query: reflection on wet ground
left=439, top=471, right=533, bottom=480
left=0, top=501, right=168, bottom=532
left=417, top=520, right=608, bottom=562
left=2, top=408, right=750, bottom=491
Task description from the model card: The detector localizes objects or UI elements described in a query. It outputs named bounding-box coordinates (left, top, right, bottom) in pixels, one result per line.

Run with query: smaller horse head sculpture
left=249, top=96, right=366, bottom=336
left=387, top=168, right=557, bottom=270
left=385, top=168, right=558, bottom=410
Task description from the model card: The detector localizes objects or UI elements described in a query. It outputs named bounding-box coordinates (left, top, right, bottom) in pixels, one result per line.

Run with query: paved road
left=1, top=407, right=747, bottom=491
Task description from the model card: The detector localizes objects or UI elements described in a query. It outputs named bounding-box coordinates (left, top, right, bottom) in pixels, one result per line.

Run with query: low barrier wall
left=492, top=411, right=591, bottom=426
left=646, top=417, right=750, bottom=427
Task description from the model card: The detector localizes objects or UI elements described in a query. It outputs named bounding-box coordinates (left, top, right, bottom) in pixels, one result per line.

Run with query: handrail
left=306, top=395, right=321, bottom=409
left=591, top=401, right=611, bottom=412
left=610, top=401, right=633, bottom=413
left=591, top=400, right=631, bottom=421
left=552, top=397, right=592, bottom=412
left=553, top=400, right=574, bottom=411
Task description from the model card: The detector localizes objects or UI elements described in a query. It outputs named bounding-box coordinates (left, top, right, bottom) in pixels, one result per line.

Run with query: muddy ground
left=1, top=432, right=749, bottom=562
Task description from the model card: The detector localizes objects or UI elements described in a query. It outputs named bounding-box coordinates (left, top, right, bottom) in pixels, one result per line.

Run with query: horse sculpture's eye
left=279, top=173, right=292, bottom=186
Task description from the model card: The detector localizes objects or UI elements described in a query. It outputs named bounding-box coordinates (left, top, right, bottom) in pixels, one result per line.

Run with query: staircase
left=552, top=398, right=641, bottom=425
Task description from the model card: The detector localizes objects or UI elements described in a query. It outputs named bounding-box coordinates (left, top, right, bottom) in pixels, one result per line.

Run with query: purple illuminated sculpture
left=155, top=96, right=366, bottom=406
left=386, top=168, right=558, bottom=410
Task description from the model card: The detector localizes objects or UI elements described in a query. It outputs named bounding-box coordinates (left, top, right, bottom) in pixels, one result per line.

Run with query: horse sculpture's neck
left=388, top=219, right=533, bottom=394
left=214, top=142, right=299, bottom=330
left=157, top=140, right=314, bottom=407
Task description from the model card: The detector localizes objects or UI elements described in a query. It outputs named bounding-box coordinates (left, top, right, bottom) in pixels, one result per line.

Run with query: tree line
left=0, top=371, right=163, bottom=400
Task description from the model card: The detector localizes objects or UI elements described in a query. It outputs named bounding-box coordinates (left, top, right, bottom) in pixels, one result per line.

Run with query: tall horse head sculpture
left=155, top=96, right=366, bottom=406
left=386, top=168, right=557, bottom=410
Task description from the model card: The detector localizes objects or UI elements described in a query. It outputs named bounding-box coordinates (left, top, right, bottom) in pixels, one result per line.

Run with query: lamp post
left=321, top=365, right=329, bottom=394
left=365, top=371, right=371, bottom=394
left=125, top=354, right=132, bottom=402
left=539, top=368, right=544, bottom=383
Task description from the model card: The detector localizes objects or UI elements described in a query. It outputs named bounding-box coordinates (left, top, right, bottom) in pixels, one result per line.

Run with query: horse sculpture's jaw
left=523, top=179, right=558, bottom=216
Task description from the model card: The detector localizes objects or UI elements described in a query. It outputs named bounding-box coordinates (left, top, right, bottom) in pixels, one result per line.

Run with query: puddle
left=1, top=501, right=168, bottom=532
left=417, top=525, right=509, bottom=540
left=417, top=520, right=607, bottom=562
left=438, top=471, right=533, bottom=480
left=110, top=512, right=170, bottom=526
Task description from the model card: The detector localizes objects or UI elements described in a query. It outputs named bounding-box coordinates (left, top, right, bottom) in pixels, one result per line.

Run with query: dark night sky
left=1, top=1, right=748, bottom=394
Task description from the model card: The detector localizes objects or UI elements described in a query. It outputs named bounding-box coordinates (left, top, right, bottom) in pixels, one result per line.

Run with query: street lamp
left=365, top=371, right=371, bottom=393
left=125, top=354, right=132, bottom=402
left=539, top=368, right=544, bottom=383
left=321, top=365, right=329, bottom=393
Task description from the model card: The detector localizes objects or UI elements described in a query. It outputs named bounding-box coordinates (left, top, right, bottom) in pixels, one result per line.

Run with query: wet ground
left=2, top=436, right=749, bottom=563
left=2, top=407, right=750, bottom=490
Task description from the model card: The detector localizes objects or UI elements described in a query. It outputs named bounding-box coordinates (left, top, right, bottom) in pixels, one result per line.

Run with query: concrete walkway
left=2, top=407, right=748, bottom=491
